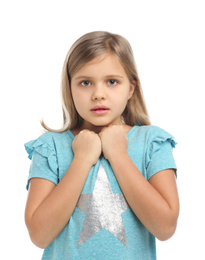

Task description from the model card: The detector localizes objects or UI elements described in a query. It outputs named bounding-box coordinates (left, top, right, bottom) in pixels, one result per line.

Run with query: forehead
left=73, top=54, right=127, bottom=77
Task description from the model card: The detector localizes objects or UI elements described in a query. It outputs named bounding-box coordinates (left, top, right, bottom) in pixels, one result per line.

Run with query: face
left=71, top=54, right=135, bottom=133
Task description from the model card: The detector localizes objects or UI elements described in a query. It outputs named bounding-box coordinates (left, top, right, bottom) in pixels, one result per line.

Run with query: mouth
left=91, top=106, right=109, bottom=115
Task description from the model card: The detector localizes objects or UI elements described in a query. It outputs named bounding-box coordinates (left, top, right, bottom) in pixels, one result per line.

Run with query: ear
left=128, top=81, right=136, bottom=100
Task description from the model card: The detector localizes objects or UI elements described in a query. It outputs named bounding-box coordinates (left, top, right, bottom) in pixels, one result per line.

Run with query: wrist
left=107, top=151, right=129, bottom=165
left=73, top=156, right=93, bottom=168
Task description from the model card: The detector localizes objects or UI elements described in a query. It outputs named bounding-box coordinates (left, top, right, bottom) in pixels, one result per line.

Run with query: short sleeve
left=25, top=137, right=59, bottom=190
left=145, top=127, right=177, bottom=180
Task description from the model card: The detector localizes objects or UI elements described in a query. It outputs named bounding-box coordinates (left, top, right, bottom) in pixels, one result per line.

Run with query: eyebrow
left=73, top=75, right=124, bottom=80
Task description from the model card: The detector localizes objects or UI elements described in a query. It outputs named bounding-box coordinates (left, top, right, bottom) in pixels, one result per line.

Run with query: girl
left=25, top=31, right=179, bottom=260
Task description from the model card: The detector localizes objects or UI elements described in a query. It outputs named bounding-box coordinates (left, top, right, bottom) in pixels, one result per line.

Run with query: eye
left=108, top=79, right=118, bottom=86
left=80, top=80, right=91, bottom=86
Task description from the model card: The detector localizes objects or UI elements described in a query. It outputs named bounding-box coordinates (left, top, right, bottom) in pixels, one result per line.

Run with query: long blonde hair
left=41, top=31, right=151, bottom=132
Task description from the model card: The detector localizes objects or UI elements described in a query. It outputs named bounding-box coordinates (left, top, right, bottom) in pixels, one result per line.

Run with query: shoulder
left=135, top=124, right=173, bottom=137
left=37, top=130, right=73, bottom=147
left=131, top=125, right=176, bottom=149
left=135, top=125, right=169, bottom=135
left=146, top=125, right=176, bottom=147
left=39, top=130, right=69, bottom=142
left=25, top=130, right=72, bottom=160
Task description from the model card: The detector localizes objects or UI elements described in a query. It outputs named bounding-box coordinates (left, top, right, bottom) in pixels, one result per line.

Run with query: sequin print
left=76, top=164, right=129, bottom=247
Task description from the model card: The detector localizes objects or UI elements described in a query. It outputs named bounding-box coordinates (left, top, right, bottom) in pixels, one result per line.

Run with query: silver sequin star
left=77, top=164, right=129, bottom=247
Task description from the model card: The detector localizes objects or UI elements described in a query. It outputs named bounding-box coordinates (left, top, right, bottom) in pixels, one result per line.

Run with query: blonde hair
left=41, top=31, right=151, bottom=132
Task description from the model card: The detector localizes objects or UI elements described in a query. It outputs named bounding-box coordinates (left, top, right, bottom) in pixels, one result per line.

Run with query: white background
left=1, top=0, right=205, bottom=259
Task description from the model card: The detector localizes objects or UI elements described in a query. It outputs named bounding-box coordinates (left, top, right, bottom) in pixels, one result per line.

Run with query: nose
left=91, top=84, right=107, bottom=101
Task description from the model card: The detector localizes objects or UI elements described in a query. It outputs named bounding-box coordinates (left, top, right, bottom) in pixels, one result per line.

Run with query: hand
left=72, top=130, right=102, bottom=166
left=99, top=125, right=128, bottom=161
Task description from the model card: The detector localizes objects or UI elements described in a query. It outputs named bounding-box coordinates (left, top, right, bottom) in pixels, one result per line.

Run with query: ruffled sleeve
left=145, top=126, right=177, bottom=180
left=25, top=136, right=59, bottom=190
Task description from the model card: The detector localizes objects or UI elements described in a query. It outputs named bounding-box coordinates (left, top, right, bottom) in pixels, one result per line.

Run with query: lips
left=91, top=105, right=109, bottom=111
left=91, top=105, right=109, bottom=115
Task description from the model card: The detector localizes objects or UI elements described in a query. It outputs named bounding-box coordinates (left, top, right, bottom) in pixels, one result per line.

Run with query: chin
left=89, top=120, right=110, bottom=127
left=83, top=117, right=120, bottom=131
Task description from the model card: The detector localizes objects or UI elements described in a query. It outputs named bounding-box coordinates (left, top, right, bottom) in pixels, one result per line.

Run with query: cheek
left=71, top=88, right=81, bottom=112
left=72, top=89, right=89, bottom=111
left=112, top=89, right=130, bottom=106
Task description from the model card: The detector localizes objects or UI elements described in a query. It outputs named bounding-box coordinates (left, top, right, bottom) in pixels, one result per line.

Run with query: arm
left=25, top=130, right=101, bottom=249
left=99, top=125, right=179, bottom=241
left=109, top=154, right=179, bottom=240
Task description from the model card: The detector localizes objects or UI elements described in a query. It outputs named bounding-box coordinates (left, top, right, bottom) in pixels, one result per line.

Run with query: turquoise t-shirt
left=25, top=125, right=177, bottom=260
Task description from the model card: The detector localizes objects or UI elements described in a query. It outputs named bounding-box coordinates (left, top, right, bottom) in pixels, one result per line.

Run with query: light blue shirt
left=25, top=125, right=177, bottom=260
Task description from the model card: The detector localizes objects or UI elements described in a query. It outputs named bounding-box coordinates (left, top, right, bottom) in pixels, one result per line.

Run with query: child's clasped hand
left=72, top=125, right=128, bottom=165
